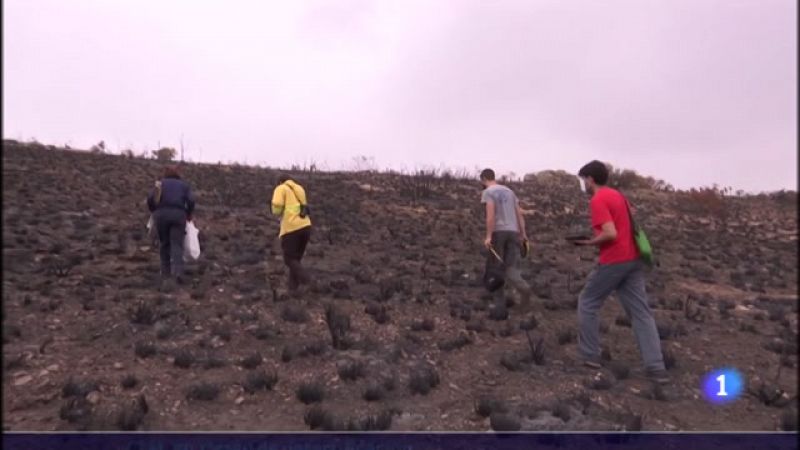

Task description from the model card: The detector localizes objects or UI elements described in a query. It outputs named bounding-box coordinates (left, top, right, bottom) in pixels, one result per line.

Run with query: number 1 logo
left=716, top=374, right=728, bottom=396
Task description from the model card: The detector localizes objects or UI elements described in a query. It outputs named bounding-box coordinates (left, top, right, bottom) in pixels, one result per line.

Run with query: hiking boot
left=583, top=360, right=603, bottom=370
left=646, top=368, right=670, bottom=385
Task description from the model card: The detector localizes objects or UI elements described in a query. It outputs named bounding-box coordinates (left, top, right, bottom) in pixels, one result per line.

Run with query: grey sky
left=3, top=0, right=797, bottom=192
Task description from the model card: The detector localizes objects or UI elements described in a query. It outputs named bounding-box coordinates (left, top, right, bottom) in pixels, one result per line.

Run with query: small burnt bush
left=186, top=382, right=220, bottom=401
left=337, top=360, right=365, bottom=382
left=203, top=354, right=227, bottom=369
left=296, top=382, right=325, bottom=404
left=490, top=413, right=521, bottom=431
left=134, top=341, right=157, bottom=359
left=615, top=315, right=632, bottom=327
left=409, top=364, right=440, bottom=395
left=662, top=348, right=677, bottom=370
left=121, top=374, right=139, bottom=389
left=359, top=410, right=393, bottom=431
left=438, top=334, right=472, bottom=352
left=243, top=370, right=278, bottom=394
left=556, top=328, right=576, bottom=345
left=282, top=304, right=310, bottom=324
left=62, top=378, right=99, bottom=398
left=129, top=301, right=156, bottom=326
left=174, top=349, right=195, bottom=369
left=475, top=397, right=507, bottom=418
left=519, top=315, right=538, bottom=331
left=211, top=323, right=233, bottom=342
left=363, top=384, right=386, bottom=402
left=304, top=406, right=331, bottom=430
left=240, top=352, right=263, bottom=370
left=488, top=304, right=509, bottom=321
left=609, top=361, right=630, bottom=380
left=304, top=340, right=327, bottom=356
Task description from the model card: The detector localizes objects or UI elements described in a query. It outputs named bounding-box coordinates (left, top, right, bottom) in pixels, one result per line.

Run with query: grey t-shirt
left=481, top=184, right=519, bottom=232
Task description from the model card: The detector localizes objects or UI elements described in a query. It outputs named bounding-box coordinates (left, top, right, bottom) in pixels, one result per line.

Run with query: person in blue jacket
left=147, top=165, right=195, bottom=283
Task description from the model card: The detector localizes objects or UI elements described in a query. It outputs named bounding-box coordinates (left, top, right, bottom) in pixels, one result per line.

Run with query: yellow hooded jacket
left=271, top=180, right=312, bottom=237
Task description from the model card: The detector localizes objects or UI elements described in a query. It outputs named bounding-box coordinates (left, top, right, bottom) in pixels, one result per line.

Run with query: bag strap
left=624, top=196, right=639, bottom=246
left=283, top=182, right=306, bottom=207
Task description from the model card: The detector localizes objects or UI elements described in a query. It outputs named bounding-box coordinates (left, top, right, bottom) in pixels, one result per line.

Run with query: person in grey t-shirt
left=480, top=168, right=533, bottom=310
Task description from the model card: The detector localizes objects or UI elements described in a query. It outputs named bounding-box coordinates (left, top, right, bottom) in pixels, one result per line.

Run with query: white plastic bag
left=183, top=221, right=201, bottom=261
left=146, top=215, right=158, bottom=244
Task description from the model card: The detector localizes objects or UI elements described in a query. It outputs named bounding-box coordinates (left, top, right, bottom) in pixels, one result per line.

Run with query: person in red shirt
left=574, top=161, right=668, bottom=384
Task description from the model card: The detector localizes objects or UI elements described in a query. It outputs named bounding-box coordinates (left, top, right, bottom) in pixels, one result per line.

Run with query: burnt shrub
left=324, top=303, right=351, bottom=350
left=475, top=397, right=507, bottom=418
left=174, top=349, right=195, bottom=369
left=609, top=361, right=630, bottom=380
left=281, top=304, right=310, bottom=324
left=500, top=352, right=526, bottom=372
left=438, top=334, right=472, bottom=352
left=411, top=318, right=436, bottom=332
left=240, top=353, right=263, bottom=370
left=304, top=406, right=331, bottom=430
left=556, top=328, right=576, bottom=345
left=134, top=341, right=157, bottom=359
left=662, top=348, right=677, bottom=370
left=243, top=370, right=278, bottom=394
left=121, top=375, right=139, bottom=389
left=466, top=319, right=486, bottom=333
left=252, top=324, right=276, bottom=341
left=490, top=413, right=521, bottom=431
left=408, top=364, right=440, bottom=395
left=781, top=408, right=798, bottom=431
left=488, top=303, right=509, bottom=321
left=657, top=323, right=674, bottom=341
left=337, top=360, right=366, bottom=382
left=519, top=315, right=538, bottom=331
left=363, top=383, right=386, bottom=402
left=296, top=382, right=325, bottom=404
left=304, top=340, right=327, bottom=356
left=62, top=378, right=99, bottom=398
left=359, top=410, right=393, bottom=431
left=186, top=382, right=220, bottom=401
left=211, top=323, right=233, bottom=342
left=372, top=308, right=390, bottom=325
left=203, top=354, right=227, bottom=369
left=129, top=301, right=156, bottom=326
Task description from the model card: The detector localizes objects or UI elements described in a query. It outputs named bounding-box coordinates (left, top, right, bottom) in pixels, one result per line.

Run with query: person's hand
left=520, top=232, right=529, bottom=243
left=484, top=236, right=492, bottom=249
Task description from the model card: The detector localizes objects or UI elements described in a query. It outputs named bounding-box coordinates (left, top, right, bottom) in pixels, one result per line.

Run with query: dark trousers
left=281, top=226, right=312, bottom=291
left=491, top=231, right=532, bottom=303
left=154, top=208, right=187, bottom=278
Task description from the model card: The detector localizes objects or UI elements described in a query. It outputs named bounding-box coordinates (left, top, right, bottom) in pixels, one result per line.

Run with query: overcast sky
left=3, top=0, right=797, bottom=192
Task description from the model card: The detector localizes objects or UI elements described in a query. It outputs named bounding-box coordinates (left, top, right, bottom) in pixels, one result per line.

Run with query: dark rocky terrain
left=2, top=140, right=798, bottom=431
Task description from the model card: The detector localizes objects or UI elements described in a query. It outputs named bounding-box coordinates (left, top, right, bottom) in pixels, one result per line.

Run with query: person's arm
left=484, top=201, right=495, bottom=248
left=576, top=197, right=617, bottom=246
left=577, top=221, right=617, bottom=246
left=515, top=200, right=527, bottom=241
left=147, top=189, right=156, bottom=212
left=271, top=186, right=285, bottom=216
left=185, top=184, right=196, bottom=220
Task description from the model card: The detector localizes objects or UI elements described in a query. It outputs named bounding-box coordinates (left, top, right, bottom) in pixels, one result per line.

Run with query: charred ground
left=2, top=141, right=798, bottom=431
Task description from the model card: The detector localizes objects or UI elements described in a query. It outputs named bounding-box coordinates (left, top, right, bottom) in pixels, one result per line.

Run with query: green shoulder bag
left=625, top=199, right=654, bottom=266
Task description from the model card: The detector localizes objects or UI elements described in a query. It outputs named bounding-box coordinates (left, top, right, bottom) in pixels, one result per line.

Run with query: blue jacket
left=147, top=177, right=195, bottom=214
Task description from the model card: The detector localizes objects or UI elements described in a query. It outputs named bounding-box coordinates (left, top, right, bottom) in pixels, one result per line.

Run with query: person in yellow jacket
left=271, top=174, right=312, bottom=293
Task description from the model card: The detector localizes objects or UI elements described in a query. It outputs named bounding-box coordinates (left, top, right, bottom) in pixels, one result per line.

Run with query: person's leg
left=155, top=211, right=171, bottom=277
left=616, top=263, right=666, bottom=372
left=281, top=230, right=301, bottom=291
left=501, top=232, right=532, bottom=306
left=490, top=232, right=510, bottom=306
left=292, top=227, right=312, bottom=286
left=168, top=212, right=187, bottom=279
left=577, top=264, right=626, bottom=365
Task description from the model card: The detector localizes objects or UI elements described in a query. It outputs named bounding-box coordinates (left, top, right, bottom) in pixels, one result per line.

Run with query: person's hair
left=277, top=173, right=292, bottom=185
left=578, top=160, right=609, bottom=185
left=163, top=165, right=181, bottom=179
left=479, top=168, right=495, bottom=181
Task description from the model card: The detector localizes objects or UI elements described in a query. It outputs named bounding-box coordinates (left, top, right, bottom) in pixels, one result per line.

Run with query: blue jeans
left=578, top=260, right=665, bottom=371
